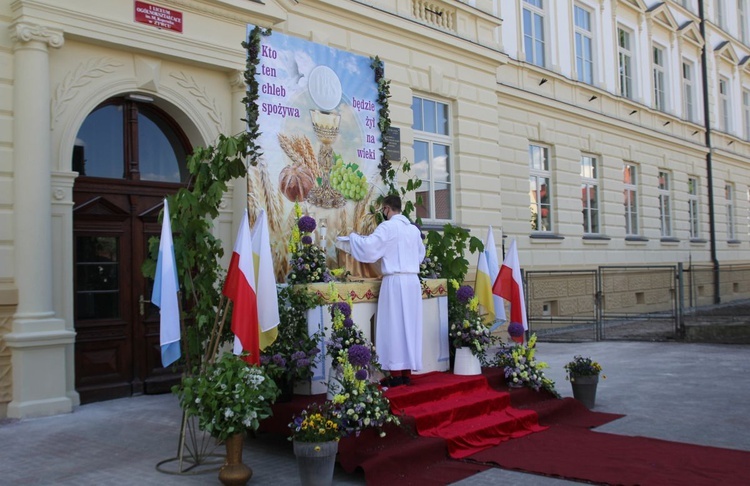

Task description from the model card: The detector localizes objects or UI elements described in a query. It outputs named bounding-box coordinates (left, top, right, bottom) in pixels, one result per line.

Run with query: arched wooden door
left=72, top=96, right=192, bottom=403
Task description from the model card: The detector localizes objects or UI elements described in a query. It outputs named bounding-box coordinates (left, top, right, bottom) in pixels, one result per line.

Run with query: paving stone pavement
left=1, top=341, right=748, bottom=485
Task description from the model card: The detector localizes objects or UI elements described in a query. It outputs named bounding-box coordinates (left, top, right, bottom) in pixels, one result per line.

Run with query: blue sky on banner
left=249, top=25, right=382, bottom=192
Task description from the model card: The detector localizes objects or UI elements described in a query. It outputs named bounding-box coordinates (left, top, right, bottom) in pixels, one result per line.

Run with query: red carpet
left=263, top=368, right=750, bottom=485
left=468, top=425, right=750, bottom=485
left=383, top=372, right=546, bottom=459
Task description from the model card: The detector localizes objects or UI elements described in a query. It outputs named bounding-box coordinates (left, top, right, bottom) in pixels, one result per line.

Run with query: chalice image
left=306, top=65, right=346, bottom=208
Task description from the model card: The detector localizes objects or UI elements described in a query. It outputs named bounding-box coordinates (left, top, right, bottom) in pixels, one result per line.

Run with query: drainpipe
left=698, top=1, right=720, bottom=304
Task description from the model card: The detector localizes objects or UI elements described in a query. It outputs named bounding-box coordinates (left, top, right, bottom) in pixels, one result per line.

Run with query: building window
left=653, top=45, right=667, bottom=112
left=523, top=0, right=546, bottom=67
left=719, top=77, right=730, bottom=132
left=581, top=155, right=599, bottom=234
left=726, top=183, right=736, bottom=240
left=623, top=163, right=639, bottom=235
left=574, top=5, right=594, bottom=85
left=618, top=27, right=634, bottom=99
left=744, top=90, right=750, bottom=140
left=717, top=0, right=726, bottom=29
left=529, top=144, right=552, bottom=232
left=658, top=171, right=672, bottom=237
left=412, top=97, right=452, bottom=221
left=740, top=0, right=748, bottom=44
left=683, top=61, right=695, bottom=122
left=688, top=177, right=700, bottom=239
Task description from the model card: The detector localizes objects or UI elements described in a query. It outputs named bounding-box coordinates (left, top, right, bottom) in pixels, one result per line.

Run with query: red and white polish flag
left=492, top=239, right=527, bottom=330
left=223, top=210, right=261, bottom=364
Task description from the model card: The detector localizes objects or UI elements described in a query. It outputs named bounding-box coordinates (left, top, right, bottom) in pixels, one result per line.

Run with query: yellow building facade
left=1, top=0, right=749, bottom=418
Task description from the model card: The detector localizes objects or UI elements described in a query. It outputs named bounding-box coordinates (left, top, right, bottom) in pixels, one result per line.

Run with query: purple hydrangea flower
left=456, top=285, right=475, bottom=304
left=301, top=235, right=313, bottom=245
left=508, top=322, right=524, bottom=337
left=348, top=344, right=372, bottom=367
left=291, top=351, right=306, bottom=361
left=272, top=354, right=286, bottom=367
left=343, top=317, right=354, bottom=328
left=355, top=369, right=369, bottom=381
left=298, top=215, right=316, bottom=233
left=330, top=301, right=352, bottom=318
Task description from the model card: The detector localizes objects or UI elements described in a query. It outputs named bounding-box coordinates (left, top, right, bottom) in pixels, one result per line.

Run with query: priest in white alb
left=341, top=195, right=425, bottom=387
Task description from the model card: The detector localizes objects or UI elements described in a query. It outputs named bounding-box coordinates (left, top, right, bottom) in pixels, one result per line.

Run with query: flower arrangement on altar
left=261, top=285, right=324, bottom=393
left=174, top=352, right=280, bottom=441
left=491, top=335, right=558, bottom=395
left=448, top=282, right=494, bottom=359
left=287, top=203, right=332, bottom=284
left=564, top=355, right=604, bottom=381
left=288, top=400, right=343, bottom=443
left=324, top=283, right=400, bottom=437
left=419, top=242, right=442, bottom=280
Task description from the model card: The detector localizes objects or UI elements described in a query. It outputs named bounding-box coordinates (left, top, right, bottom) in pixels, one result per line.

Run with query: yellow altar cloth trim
left=298, top=278, right=448, bottom=304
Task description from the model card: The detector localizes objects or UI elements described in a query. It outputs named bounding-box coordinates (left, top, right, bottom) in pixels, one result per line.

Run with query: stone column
left=5, top=22, right=75, bottom=418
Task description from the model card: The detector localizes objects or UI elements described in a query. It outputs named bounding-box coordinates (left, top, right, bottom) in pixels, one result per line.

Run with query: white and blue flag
left=152, top=199, right=181, bottom=367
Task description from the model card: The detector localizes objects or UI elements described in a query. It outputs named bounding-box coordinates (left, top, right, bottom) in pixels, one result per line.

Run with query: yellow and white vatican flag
left=252, top=209, right=280, bottom=349
left=482, top=226, right=507, bottom=329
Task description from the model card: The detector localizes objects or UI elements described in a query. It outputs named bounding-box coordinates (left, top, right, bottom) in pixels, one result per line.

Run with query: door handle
left=139, top=294, right=151, bottom=316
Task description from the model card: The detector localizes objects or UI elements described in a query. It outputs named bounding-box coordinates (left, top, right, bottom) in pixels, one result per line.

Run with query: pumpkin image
left=279, top=164, right=316, bottom=202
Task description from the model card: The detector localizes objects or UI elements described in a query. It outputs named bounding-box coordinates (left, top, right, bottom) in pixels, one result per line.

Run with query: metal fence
left=526, top=263, right=750, bottom=342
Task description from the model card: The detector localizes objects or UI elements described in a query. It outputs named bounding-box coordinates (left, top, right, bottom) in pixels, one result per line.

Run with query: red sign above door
left=135, top=1, right=183, bottom=33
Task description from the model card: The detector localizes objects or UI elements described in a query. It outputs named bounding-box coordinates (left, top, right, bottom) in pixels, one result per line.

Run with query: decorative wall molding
left=10, top=22, right=64, bottom=48
left=52, top=58, right=123, bottom=125
left=170, top=71, right=224, bottom=133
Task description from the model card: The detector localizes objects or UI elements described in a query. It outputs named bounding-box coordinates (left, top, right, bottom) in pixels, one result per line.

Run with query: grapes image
left=329, top=153, right=369, bottom=201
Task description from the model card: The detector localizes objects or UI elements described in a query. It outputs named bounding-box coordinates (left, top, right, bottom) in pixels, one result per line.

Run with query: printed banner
left=248, top=27, right=385, bottom=282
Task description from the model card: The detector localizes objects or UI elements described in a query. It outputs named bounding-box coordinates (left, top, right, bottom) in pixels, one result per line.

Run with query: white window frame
left=618, top=26, right=634, bottom=99
left=682, top=60, right=695, bottom=122
left=688, top=177, right=700, bottom=239
left=523, top=0, right=546, bottom=68
left=658, top=171, right=672, bottom=237
left=717, top=0, right=726, bottom=30
left=624, top=163, right=639, bottom=236
left=719, top=77, right=731, bottom=132
left=412, top=96, right=453, bottom=222
left=653, top=45, right=667, bottom=112
left=529, top=144, right=553, bottom=233
left=574, top=4, right=594, bottom=85
left=581, top=154, right=599, bottom=235
left=740, top=0, right=748, bottom=44
left=726, top=183, right=736, bottom=240
left=743, top=89, right=750, bottom=140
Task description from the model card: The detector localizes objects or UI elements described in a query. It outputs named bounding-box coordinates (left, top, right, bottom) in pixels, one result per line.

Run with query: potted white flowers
left=174, top=352, right=279, bottom=485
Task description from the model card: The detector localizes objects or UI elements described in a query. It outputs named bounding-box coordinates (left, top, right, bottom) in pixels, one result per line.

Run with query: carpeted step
left=383, top=371, right=547, bottom=459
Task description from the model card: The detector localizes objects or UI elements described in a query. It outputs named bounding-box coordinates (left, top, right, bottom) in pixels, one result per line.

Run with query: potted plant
left=289, top=400, right=343, bottom=486
left=564, top=355, right=604, bottom=409
left=449, top=284, right=493, bottom=375
left=174, top=352, right=280, bottom=485
left=507, top=322, right=525, bottom=344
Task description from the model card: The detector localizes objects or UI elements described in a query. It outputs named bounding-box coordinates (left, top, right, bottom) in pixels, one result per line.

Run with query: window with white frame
left=743, top=89, right=750, bottom=140
left=581, top=155, right=599, bottom=234
left=688, top=177, right=700, bottom=239
left=740, top=0, right=748, bottom=44
left=523, top=0, right=546, bottom=67
left=717, top=0, right=726, bottom=29
left=682, top=60, right=695, bottom=122
left=412, top=96, right=452, bottom=221
left=529, top=144, right=552, bottom=232
left=653, top=45, right=667, bottom=112
left=719, top=77, right=730, bottom=132
left=726, top=183, right=736, bottom=240
left=618, top=27, right=634, bottom=99
left=574, top=4, right=594, bottom=85
left=658, top=171, right=672, bottom=237
left=623, top=163, right=639, bottom=235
